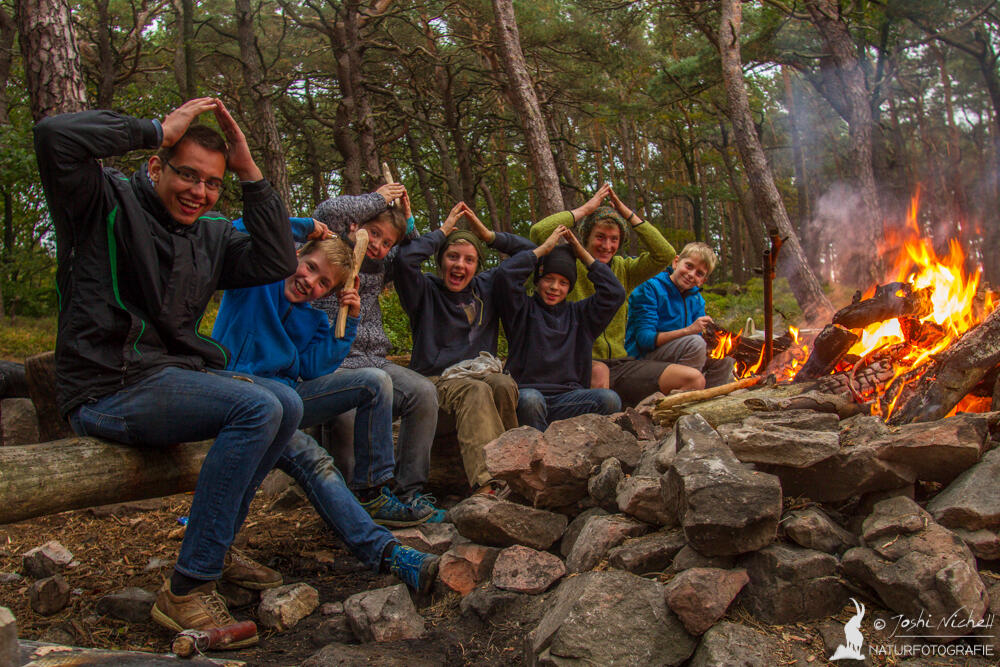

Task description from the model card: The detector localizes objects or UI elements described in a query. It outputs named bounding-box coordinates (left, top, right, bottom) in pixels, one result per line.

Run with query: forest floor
left=2, top=490, right=998, bottom=666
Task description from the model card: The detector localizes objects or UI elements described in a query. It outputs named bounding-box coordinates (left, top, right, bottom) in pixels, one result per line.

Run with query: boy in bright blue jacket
left=212, top=218, right=438, bottom=592
left=624, top=242, right=735, bottom=396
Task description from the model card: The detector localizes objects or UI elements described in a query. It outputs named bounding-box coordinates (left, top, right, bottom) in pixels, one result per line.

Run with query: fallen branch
left=655, top=376, right=761, bottom=412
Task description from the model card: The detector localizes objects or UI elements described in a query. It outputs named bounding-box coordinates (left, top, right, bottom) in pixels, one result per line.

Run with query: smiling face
left=148, top=140, right=226, bottom=226
left=284, top=251, right=346, bottom=303
left=669, top=254, right=710, bottom=292
left=537, top=273, right=571, bottom=306
left=585, top=221, right=621, bottom=264
left=440, top=240, right=479, bottom=292
left=359, top=219, right=402, bottom=261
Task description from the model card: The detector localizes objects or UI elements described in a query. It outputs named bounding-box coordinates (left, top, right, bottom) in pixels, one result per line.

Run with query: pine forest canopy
left=1, top=0, right=999, bottom=321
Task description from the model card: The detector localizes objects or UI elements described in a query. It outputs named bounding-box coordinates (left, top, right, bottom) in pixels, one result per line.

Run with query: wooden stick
left=655, top=376, right=761, bottom=411
left=382, top=162, right=396, bottom=207
left=336, top=228, right=368, bottom=338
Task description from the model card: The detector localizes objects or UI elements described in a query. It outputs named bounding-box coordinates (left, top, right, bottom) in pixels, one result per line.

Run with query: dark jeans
left=516, top=387, right=621, bottom=431
left=275, top=430, right=394, bottom=570
left=68, top=366, right=302, bottom=581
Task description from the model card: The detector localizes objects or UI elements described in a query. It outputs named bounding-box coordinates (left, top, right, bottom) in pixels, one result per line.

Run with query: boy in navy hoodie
left=495, top=225, right=626, bottom=430
left=396, top=202, right=534, bottom=491
left=624, top=242, right=735, bottom=395
left=212, top=226, right=438, bottom=592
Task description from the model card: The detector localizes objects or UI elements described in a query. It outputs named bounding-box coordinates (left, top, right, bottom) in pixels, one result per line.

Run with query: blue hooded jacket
left=624, top=267, right=705, bottom=357
left=211, top=217, right=358, bottom=386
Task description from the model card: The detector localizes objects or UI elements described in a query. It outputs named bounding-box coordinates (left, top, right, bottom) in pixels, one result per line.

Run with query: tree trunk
left=801, top=0, right=884, bottom=286
left=405, top=130, right=440, bottom=228
left=16, top=0, right=87, bottom=121
left=490, top=0, right=562, bottom=216
left=0, top=6, right=17, bottom=124
left=235, top=0, right=291, bottom=205
left=719, top=0, right=833, bottom=324
left=0, top=437, right=211, bottom=524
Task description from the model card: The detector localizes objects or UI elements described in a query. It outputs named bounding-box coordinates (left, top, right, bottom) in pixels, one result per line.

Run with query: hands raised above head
left=161, top=98, right=218, bottom=148
left=572, top=182, right=611, bottom=221
left=439, top=202, right=496, bottom=243
left=161, top=98, right=263, bottom=182
left=534, top=224, right=570, bottom=257
left=376, top=183, right=406, bottom=207
left=607, top=186, right=639, bottom=224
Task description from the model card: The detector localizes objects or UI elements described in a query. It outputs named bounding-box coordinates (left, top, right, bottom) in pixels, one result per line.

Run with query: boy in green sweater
left=529, top=184, right=676, bottom=405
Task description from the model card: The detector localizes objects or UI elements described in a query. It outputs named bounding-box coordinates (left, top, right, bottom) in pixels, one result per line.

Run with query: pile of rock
left=430, top=402, right=1000, bottom=664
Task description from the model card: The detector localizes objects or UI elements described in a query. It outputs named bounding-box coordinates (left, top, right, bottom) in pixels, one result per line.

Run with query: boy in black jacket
left=34, top=98, right=299, bottom=646
left=495, top=225, right=626, bottom=430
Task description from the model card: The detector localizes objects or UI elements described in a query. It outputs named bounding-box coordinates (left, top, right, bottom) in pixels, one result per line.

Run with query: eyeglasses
left=164, top=161, right=225, bottom=192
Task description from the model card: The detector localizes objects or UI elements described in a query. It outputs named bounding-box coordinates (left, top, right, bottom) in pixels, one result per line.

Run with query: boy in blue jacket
left=212, top=224, right=438, bottom=592
left=395, top=202, right=534, bottom=492
left=495, top=225, right=626, bottom=430
left=624, top=242, right=735, bottom=395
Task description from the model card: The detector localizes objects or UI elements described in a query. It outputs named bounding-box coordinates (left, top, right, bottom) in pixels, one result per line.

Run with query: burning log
left=888, top=307, right=1000, bottom=424
left=793, top=324, right=859, bottom=381
left=744, top=390, right=870, bottom=419
left=833, top=282, right=933, bottom=330
left=816, top=359, right=895, bottom=397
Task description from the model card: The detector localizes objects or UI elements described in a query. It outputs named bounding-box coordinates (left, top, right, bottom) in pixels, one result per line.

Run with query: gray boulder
left=527, top=570, right=695, bottom=666
left=565, top=513, right=649, bottom=573
left=664, top=415, right=781, bottom=556
left=927, top=447, right=1000, bottom=531
left=841, top=496, right=988, bottom=640
left=738, top=543, right=848, bottom=624
left=344, top=584, right=425, bottom=642
left=607, top=528, right=687, bottom=574
left=783, top=507, right=858, bottom=554
left=450, top=495, right=567, bottom=550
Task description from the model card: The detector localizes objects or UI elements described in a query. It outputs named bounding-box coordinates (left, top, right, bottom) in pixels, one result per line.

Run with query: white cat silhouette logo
left=830, top=598, right=865, bottom=661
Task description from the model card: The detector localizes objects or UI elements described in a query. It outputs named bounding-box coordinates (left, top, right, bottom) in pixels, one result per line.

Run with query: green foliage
left=702, top=277, right=802, bottom=333
left=0, top=316, right=57, bottom=361
left=379, top=289, right=412, bottom=355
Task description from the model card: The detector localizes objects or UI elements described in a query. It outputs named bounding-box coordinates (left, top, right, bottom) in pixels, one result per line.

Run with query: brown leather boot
left=150, top=581, right=259, bottom=648
left=221, top=547, right=283, bottom=590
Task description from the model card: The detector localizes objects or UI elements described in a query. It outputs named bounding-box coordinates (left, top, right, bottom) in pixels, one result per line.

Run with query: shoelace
left=200, top=590, right=234, bottom=625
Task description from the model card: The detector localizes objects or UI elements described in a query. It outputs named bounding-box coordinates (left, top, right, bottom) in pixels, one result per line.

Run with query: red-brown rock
left=491, top=545, right=566, bottom=594
left=437, top=543, right=500, bottom=596
left=664, top=567, right=749, bottom=635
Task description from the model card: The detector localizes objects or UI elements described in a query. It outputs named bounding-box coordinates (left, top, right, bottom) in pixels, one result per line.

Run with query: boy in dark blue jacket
left=396, top=202, right=534, bottom=491
left=625, top=242, right=735, bottom=395
left=212, top=225, right=439, bottom=592
left=495, top=225, right=626, bottom=430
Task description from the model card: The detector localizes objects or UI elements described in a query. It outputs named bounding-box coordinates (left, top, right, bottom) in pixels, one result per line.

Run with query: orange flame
left=843, top=191, right=990, bottom=417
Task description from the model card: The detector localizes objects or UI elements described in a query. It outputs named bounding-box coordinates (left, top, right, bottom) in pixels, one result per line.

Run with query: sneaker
left=361, top=487, right=432, bottom=527
left=222, top=547, right=283, bottom=590
left=410, top=493, right=447, bottom=523
left=385, top=544, right=439, bottom=594
left=151, top=581, right=259, bottom=648
left=473, top=479, right=511, bottom=499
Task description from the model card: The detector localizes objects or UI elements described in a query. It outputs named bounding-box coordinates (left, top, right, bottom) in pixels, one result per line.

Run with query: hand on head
left=160, top=98, right=218, bottom=148
left=535, top=224, right=569, bottom=256
left=308, top=219, right=333, bottom=240
left=376, top=183, right=406, bottom=206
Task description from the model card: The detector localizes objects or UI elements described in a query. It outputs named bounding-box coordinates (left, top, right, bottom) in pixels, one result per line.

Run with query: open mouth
left=177, top=196, right=204, bottom=216
left=447, top=271, right=467, bottom=287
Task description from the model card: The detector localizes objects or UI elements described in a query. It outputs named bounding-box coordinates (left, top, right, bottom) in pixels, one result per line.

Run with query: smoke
left=804, top=182, right=869, bottom=288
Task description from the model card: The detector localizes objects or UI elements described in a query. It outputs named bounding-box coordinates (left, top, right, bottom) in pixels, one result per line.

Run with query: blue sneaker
left=410, top=493, right=447, bottom=523
left=385, top=544, right=439, bottom=593
left=360, top=487, right=432, bottom=527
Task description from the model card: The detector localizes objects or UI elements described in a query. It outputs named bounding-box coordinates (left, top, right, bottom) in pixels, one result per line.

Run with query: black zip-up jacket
left=34, top=110, right=297, bottom=417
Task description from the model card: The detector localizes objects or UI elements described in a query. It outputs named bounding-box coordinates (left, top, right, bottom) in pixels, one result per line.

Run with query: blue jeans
left=320, top=363, right=437, bottom=501
left=276, top=431, right=394, bottom=570
left=295, top=368, right=394, bottom=491
left=516, top=387, right=621, bottom=431
left=67, top=367, right=302, bottom=581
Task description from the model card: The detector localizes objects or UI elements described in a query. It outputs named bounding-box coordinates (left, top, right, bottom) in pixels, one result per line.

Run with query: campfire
left=708, top=193, right=997, bottom=422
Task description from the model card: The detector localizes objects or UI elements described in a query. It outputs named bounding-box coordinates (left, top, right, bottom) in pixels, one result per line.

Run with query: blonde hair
left=297, top=236, right=354, bottom=293
left=678, top=242, right=718, bottom=274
